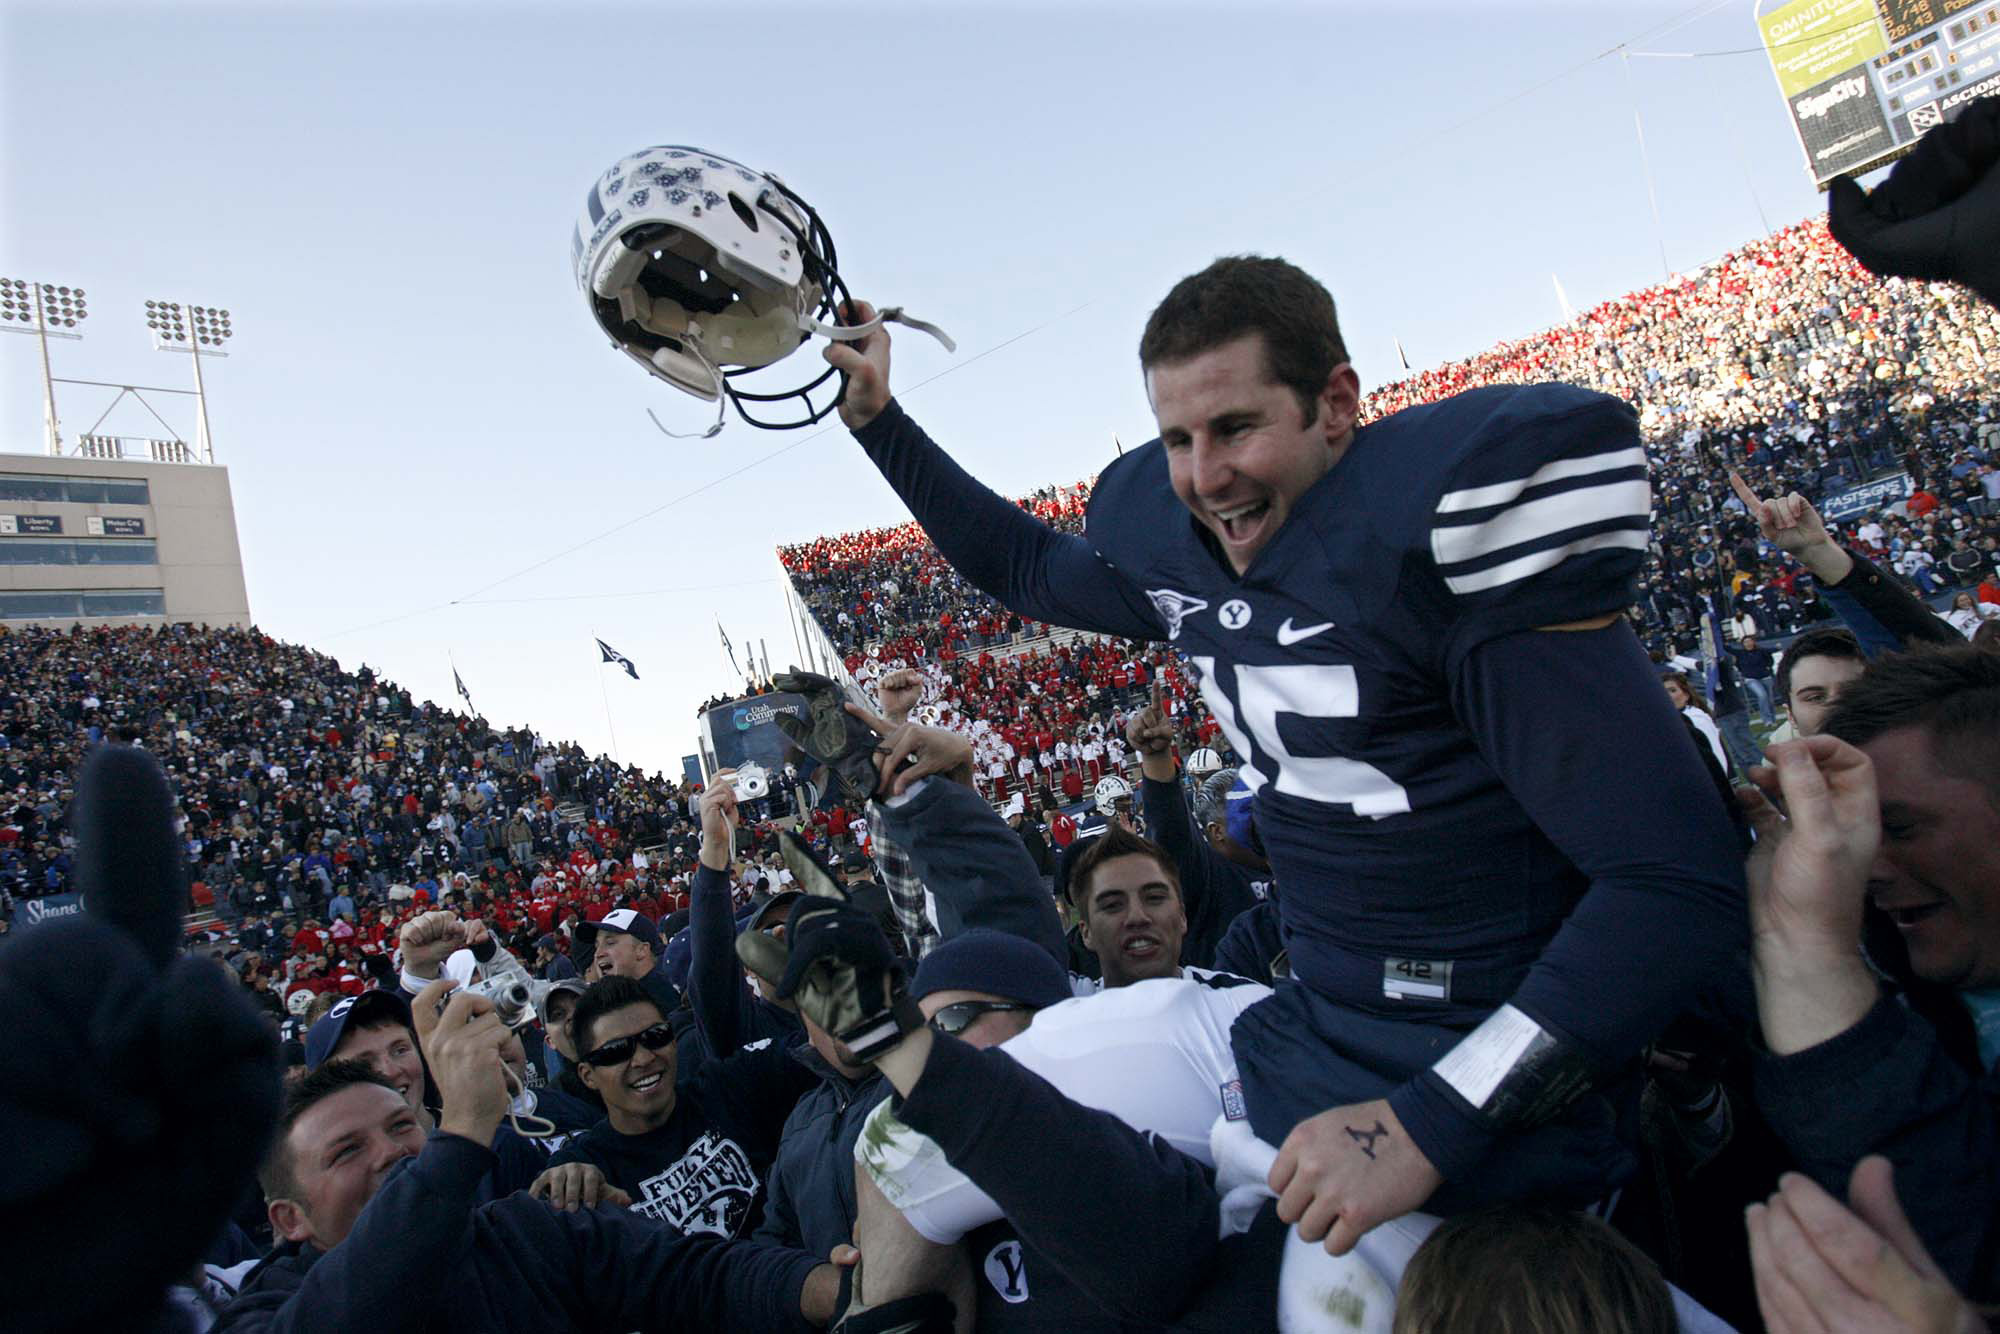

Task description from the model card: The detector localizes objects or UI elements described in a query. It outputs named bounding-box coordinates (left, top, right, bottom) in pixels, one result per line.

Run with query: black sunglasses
left=927, top=1001, right=1028, bottom=1037
left=581, top=1022, right=676, bottom=1068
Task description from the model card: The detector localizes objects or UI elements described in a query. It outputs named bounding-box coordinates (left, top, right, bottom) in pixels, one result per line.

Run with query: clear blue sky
left=0, top=0, right=1834, bottom=773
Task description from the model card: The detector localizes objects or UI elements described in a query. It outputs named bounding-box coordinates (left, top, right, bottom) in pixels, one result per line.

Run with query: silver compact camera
left=732, top=763, right=771, bottom=803
left=441, top=943, right=550, bottom=1029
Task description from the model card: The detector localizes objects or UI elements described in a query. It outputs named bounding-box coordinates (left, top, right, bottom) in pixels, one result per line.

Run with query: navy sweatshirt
left=213, top=1132, right=819, bottom=1333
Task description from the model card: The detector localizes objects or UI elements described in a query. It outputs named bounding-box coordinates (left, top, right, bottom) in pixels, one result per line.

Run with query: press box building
left=0, top=439, right=250, bottom=628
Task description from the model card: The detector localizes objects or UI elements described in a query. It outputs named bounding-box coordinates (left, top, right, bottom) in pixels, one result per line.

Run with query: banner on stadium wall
left=1821, top=471, right=1912, bottom=519
left=0, top=514, right=62, bottom=535
left=1758, top=0, right=2000, bottom=188
left=698, top=692, right=810, bottom=778
left=12, top=892, right=83, bottom=928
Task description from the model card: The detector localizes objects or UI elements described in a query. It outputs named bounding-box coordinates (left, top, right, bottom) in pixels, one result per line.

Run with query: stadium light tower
left=0, top=278, right=89, bottom=455
left=146, top=299, right=232, bottom=464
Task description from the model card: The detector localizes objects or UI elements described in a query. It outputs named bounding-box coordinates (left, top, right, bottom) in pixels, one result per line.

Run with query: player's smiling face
left=1149, top=334, right=1357, bottom=576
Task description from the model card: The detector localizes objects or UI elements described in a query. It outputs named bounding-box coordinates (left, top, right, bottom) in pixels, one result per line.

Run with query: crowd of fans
left=9, top=202, right=2000, bottom=1333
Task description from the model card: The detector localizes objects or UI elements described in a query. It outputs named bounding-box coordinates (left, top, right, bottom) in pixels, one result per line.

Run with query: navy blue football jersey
left=853, top=385, right=1742, bottom=1175
left=1083, top=384, right=1650, bottom=1017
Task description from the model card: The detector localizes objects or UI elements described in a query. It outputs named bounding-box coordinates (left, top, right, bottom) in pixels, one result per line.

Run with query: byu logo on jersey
left=1218, top=599, right=1252, bottom=630
left=984, top=1239, right=1030, bottom=1303
left=1145, top=588, right=1208, bottom=641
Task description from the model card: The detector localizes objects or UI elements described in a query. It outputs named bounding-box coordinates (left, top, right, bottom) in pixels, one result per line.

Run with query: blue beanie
left=911, top=929, right=1072, bottom=1009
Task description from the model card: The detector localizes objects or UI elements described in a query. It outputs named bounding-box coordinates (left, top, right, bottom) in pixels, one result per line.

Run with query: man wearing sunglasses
left=544, top=975, right=815, bottom=1239
left=890, top=928, right=1139, bottom=1330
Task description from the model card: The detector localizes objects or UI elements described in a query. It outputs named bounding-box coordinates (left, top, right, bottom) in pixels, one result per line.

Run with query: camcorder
left=732, top=763, right=771, bottom=803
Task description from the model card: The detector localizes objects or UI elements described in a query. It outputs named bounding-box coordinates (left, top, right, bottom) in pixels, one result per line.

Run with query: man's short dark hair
left=569, top=975, right=665, bottom=1058
left=1822, top=644, right=2000, bottom=803
left=1138, top=256, right=1350, bottom=425
left=1776, top=626, right=1863, bottom=706
left=258, top=1059, right=398, bottom=1204
left=1069, top=824, right=1181, bottom=910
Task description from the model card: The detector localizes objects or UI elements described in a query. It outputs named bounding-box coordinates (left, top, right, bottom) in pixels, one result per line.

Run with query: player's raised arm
left=822, top=300, right=1165, bottom=641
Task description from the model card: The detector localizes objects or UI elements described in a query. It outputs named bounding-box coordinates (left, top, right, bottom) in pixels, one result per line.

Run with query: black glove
left=772, top=670, right=885, bottom=805
left=735, top=832, right=918, bottom=1060
left=0, top=745, right=281, bottom=1334
left=1828, top=95, right=2000, bottom=307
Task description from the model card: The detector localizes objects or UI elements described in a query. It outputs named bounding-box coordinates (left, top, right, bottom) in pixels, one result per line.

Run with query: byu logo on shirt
left=984, top=1239, right=1030, bottom=1303
left=1218, top=599, right=1252, bottom=630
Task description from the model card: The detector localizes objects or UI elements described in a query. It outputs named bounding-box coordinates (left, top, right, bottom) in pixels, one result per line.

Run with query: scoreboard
left=1758, top=0, right=2000, bottom=185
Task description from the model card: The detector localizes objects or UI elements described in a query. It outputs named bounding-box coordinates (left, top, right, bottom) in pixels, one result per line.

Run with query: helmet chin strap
left=645, top=338, right=727, bottom=440
left=802, top=305, right=957, bottom=354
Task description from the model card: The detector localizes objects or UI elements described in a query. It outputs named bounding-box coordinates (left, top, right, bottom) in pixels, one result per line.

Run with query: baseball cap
left=304, top=990, right=414, bottom=1071
left=747, top=889, right=803, bottom=930
left=840, top=850, right=869, bottom=873
left=535, top=977, right=586, bottom=1027
left=911, top=929, right=1072, bottom=1010
left=575, top=907, right=660, bottom=953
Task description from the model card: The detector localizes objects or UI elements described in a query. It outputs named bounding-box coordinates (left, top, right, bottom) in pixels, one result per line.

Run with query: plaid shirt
left=867, top=798, right=939, bottom=959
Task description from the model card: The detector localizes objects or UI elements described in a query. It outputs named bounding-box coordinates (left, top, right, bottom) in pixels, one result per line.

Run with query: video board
left=1758, top=0, right=2000, bottom=185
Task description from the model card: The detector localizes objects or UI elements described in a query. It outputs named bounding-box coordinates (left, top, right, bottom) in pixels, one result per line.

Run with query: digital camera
left=442, top=943, right=550, bottom=1030
left=732, top=763, right=771, bottom=803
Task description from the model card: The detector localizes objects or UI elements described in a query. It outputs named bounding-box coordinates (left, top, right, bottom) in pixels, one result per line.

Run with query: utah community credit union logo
left=733, top=700, right=803, bottom=731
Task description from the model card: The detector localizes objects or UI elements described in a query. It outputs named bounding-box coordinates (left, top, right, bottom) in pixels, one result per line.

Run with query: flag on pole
left=452, top=665, right=477, bottom=714
left=596, top=638, right=640, bottom=680
left=717, top=620, right=741, bottom=675
left=1393, top=337, right=1412, bottom=372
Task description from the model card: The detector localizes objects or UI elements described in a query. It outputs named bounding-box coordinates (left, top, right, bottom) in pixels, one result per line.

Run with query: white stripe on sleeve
left=1441, top=529, right=1649, bottom=595
left=1432, top=477, right=1652, bottom=568
left=1435, top=446, right=1647, bottom=514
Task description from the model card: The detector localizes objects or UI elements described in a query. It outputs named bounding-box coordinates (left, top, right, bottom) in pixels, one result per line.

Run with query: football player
left=818, top=258, right=1744, bottom=1253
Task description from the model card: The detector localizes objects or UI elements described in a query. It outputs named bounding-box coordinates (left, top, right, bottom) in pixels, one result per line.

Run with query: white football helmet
left=1185, top=747, right=1223, bottom=779
left=285, top=988, right=314, bottom=1017
left=573, top=145, right=952, bottom=435
left=1094, top=775, right=1133, bottom=817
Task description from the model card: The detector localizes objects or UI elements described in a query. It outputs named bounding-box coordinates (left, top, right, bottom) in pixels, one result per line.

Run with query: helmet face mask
left=1093, top=775, right=1133, bottom=818
left=575, top=147, right=856, bottom=432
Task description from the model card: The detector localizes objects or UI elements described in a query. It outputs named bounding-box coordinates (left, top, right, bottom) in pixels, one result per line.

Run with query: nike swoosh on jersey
left=1275, top=617, right=1335, bottom=646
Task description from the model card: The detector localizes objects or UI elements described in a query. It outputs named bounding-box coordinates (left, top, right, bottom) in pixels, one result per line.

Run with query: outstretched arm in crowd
left=1740, top=736, right=2000, bottom=1296
left=853, top=707, right=1066, bottom=962
left=824, top=301, right=1166, bottom=641
left=1729, top=472, right=1958, bottom=654
left=689, top=774, right=758, bottom=1057
left=862, top=668, right=943, bottom=959
left=1127, top=688, right=1254, bottom=970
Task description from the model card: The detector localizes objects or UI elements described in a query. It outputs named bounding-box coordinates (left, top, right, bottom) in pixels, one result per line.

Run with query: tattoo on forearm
left=1346, top=1121, right=1390, bottom=1159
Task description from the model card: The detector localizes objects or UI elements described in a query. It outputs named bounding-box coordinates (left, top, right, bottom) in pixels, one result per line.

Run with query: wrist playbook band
left=840, top=995, right=928, bottom=1064
left=1433, top=1004, right=1595, bottom=1129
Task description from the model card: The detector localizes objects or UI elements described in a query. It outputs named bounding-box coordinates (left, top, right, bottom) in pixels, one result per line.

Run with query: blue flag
left=596, top=638, right=639, bottom=680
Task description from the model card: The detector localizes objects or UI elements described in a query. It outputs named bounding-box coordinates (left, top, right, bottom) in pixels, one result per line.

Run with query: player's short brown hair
left=1393, top=1206, right=1675, bottom=1334
left=1139, top=256, right=1350, bottom=426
